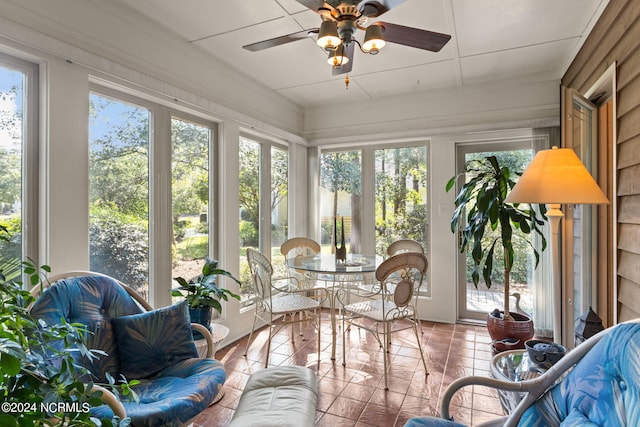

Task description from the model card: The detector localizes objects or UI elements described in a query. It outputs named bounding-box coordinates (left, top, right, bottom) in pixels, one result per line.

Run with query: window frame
left=88, top=84, right=218, bottom=307
left=317, top=140, right=431, bottom=296
left=0, top=53, right=39, bottom=262
left=238, top=132, right=289, bottom=310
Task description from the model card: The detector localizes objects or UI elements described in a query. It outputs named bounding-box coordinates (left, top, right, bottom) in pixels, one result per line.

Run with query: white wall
left=41, top=59, right=91, bottom=272
left=303, top=78, right=560, bottom=143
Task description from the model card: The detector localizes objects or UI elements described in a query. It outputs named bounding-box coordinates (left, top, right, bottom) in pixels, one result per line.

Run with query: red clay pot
left=486, top=311, right=534, bottom=353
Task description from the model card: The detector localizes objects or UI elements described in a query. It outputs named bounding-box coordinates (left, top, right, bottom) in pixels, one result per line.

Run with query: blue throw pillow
left=112, top=300, right=198, bottom=380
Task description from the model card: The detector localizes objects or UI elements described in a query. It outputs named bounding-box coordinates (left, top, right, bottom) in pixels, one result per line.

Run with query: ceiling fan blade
left=296, top=0, right=329, bottom=13
left=358, top=0, right=409, bottom=17
left=243, top=29, right=318, bottom=52
left=331, top=42, right=354, bottom=75
left=376, top=22, right=451, bottom=52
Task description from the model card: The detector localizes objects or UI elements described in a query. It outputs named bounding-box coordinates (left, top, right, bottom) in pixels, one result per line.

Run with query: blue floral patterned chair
left=29, top=271, right=227, bottom=427
left=404, top=319, right=640, bottom=427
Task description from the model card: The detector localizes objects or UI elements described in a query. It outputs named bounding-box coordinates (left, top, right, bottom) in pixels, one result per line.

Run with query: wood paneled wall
left=562, top=0, right=640, bottom=322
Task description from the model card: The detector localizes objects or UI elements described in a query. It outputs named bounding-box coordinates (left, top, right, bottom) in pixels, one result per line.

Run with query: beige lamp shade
left=317, top=21, right=341, bottom=50
left=505, top=146, right=609, bottom=205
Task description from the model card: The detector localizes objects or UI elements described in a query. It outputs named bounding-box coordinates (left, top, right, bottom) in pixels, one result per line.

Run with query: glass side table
left=490, top=350, right=542, bottom=414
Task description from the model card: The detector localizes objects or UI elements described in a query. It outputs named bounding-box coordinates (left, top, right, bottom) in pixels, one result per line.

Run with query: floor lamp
left=505, top=146, right=608, bottom=346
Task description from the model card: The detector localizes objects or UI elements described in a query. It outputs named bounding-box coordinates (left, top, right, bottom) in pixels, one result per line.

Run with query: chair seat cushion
left=90, top=357, right=227, bottom=426
left=519, top=322, right=640, bottom=427
left=345, top=299, right=413, bottom=322
left=112, top=300, right=198, bottom=380
left=270, top=294, right=320, bottom=314
left=229, top=366, right=318, bottom=427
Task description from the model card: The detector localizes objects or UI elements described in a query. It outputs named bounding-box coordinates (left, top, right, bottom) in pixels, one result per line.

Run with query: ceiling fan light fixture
left=362, top=24, right=385, bottom=54
left=317, top=21, right=341, bottom=50
left=327, top=45, right=350, bottom=67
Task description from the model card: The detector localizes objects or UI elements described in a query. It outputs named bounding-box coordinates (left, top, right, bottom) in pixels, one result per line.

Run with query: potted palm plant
left=446, top=156, right=547, bottom=352
left=172, top=258, right=241, bottom=338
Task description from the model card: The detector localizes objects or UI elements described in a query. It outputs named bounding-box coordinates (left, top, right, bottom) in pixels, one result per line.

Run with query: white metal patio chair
left=280, top=237, right=322, bottom=289
left=244, top=248, right=328, bottom=367
left=337, top=252, right=429, bottom=390
left=386, top=239, right=427, bottom=333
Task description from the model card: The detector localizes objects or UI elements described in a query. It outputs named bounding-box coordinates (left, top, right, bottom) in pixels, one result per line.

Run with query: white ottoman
left=228, top=366, right=318, bottom=427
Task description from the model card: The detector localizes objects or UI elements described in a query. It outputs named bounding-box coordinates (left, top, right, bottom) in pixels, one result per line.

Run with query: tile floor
left=192, top=311, right=506, bottom=427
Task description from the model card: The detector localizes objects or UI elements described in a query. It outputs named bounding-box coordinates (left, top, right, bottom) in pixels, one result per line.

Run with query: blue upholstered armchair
left=29, top=271, right=227, bottom=426
left=404, top=319, right=640, bottom=427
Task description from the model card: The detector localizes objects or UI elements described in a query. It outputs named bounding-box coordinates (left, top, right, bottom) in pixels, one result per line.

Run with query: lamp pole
left=547, top=204, right=564, bottom=344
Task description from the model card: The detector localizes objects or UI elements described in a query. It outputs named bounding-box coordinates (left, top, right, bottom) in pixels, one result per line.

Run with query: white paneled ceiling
left=111, top=0, right=608, bottom=108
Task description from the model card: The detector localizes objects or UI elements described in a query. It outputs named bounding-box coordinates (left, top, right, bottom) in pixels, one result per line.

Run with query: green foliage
left=89, top=95, right=149, bottom=219
left=0, top=82, right=22, bottom=215
left=0, top=225, right=132, bottom=426
left=239, top=220, right=258, bottom=247
left=374, top=146, right=427, bottom=256
left=375, top=204, right=427, bottom=255
left=0, top=147, right=21, bottom=211
left=174, top=235, right=208, bottom=260
left=446, top=156, right=547, bottom=318
left=172, top=258, right=241, bottom=313
left=171, top=118, right=209, bottom=220
left=239, top=139, right=260, bottom=236
left=0, top=217, right=21, bottom=281
left=320, top=151, right=362, bottom=195
left=237, top=260, right=254, bottom=296
left=89, top=205, right=148, bottom=291
left=173, top=218, right=187, bottom=242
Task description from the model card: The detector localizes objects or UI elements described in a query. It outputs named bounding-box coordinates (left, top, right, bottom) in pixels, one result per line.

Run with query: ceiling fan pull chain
left=345, top=74, right=350, bottom=90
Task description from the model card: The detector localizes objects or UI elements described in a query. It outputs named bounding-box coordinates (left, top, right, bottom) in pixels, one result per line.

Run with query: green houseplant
left=446, top=156, right=547, bottom=350
left=172, top=258, right=241, bottom=336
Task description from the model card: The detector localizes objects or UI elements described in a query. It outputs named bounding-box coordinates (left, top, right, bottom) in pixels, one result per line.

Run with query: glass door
left=456, top=142, right=536, bottom=321
left=563, top=88, right=598, bottom=345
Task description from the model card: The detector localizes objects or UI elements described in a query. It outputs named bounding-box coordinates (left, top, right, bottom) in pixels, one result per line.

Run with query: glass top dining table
left=286, top=253, right=380, bottom=275
left=286, top=253, right=382, bottom=360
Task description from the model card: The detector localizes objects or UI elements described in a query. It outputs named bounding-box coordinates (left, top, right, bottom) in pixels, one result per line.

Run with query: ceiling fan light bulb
left=363, top=25, right=385, bottom=53
left=317, top=21, right=341, bottom=49
left=328, top=44, right=350, bottom=67
left=328, top=54, right=349, bottom=67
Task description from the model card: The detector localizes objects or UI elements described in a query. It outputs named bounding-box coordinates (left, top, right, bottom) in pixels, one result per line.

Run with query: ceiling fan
left=242, top=0, right=451, bottom=76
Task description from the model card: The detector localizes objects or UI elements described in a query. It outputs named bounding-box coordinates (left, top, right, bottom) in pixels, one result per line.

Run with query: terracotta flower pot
left=486, top=311, right=534, bottom=353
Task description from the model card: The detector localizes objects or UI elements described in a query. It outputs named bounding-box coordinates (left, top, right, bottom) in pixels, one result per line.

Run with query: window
left=318, top=144, right=430, bottom=296
left=171, top=117, right=212, bottom=283
left=319, top=150, right=362, bottom=253
left=271, top=145, right=288, bottom=260
left=0, top=54, right=38, bottom=274
left=89, top=93, right=150, bottom=298
left=374, top=145, right=428, bottom=256
left=238, top=135, right=289, bottom=308
left=318, top=143, right=429, bottom=295
left=89, top=89, right=217, bottom=304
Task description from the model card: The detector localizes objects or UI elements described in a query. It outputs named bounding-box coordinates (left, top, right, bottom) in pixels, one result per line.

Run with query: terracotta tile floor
left=192, top=311, right=505, bottom=427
